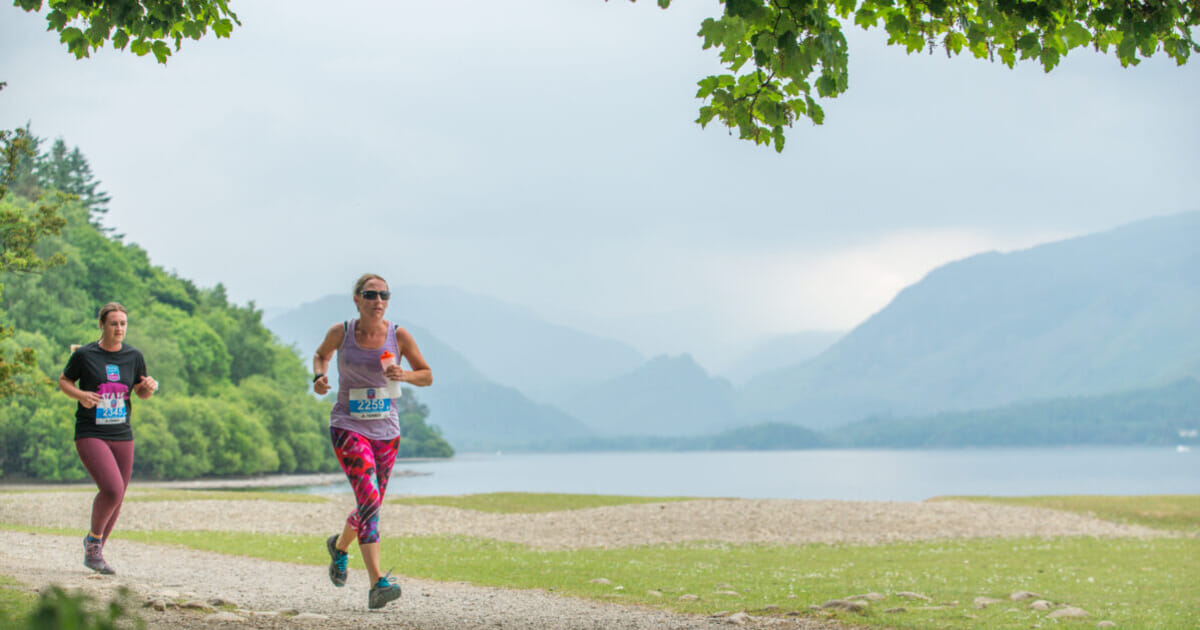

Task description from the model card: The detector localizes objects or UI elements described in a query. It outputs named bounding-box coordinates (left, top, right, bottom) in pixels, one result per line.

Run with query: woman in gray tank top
left=312, top=273, right=433, bottom=609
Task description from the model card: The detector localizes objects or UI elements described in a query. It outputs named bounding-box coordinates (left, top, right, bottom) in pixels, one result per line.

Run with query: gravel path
left=0, top=489, right=1166, bottom=629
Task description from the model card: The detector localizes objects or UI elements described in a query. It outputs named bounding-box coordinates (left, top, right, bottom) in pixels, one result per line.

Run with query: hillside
left=741, top=212, right=1200, bottom=429
left=834, top=378, right=1200, bottom=448
left=562, top=354, right=738, bottom=437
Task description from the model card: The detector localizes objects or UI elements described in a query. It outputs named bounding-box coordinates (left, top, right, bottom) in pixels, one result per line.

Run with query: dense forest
left=0, top=126, right=452, bottom=481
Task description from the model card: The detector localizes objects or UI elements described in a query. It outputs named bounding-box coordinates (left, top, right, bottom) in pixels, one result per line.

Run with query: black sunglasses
left=359, top=290, right=391, bottom=301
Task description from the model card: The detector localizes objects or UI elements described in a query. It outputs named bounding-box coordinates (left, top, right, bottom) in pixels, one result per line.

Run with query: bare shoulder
left=319, top=322, right=346, bottom=347
left=394, top=325, right=418, bottom=345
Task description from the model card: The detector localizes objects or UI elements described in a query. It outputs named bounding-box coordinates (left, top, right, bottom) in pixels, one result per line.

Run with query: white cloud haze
left=2, top=0, right=1196, bottom=369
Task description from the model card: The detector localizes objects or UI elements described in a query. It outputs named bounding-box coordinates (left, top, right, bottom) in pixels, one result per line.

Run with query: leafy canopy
left=14, top=0, right=239, bottom=63
left=16, top=1, right=1197, bottom=150
left=632, top=0, right=1198, bottom=151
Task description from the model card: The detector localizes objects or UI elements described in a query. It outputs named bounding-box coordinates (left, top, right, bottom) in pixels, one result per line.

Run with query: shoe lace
left=377, top=568, right=394, bottom=588
left=334, top=552, right=348, bottom=573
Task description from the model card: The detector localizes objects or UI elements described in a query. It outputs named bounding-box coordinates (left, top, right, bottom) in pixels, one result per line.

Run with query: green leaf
left=944, top=31, right=966, bottom=55
left=151, top=41, right=170, bottom=63
left=854, top=8, right=878, bottom=29
left=130, top=38, right=151, bottom=56
left=113, top=29, right=130, bottom=50
left=1062, top=22, right=1091, bottom=49
left=59, top=27, right=84, bottom=44
left=46, top=8, right=68, bottom=31
left=213, top=18, right=234, bottom=38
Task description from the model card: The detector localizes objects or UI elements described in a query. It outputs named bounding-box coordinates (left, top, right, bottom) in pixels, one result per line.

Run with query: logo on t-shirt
left=105, top=364, right=120, bottom=382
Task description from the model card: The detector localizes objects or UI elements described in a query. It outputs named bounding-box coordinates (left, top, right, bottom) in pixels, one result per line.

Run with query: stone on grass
left=727, top=612, right=751, bottom=625
left=647, top=590, right=663, bottom=597
left=589, top=578, right=612, bottom=585
left=1010, top=591, right=1041, bottom=601
left=678, top=594, right=699, bottom=601
left=1097, top=622, right=1117, bottom=628
left=715, top=590, right=741, bottom=597
left=1030, top=600, right=1053, bottom=611
left=820, top=599, right=868, bottom=613
left=884, top=607, right=907, bottom=613
left=897, top=591, right=932, bottom=601
left=1048, top=606, right=1090, bottom=619
left=974, top=597, right=1004, bottom=608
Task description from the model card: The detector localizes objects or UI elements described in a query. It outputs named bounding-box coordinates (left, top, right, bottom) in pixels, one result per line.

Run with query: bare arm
left=387, top=327, right=432, bottom=387
left=133, top=375, right=158, bottom=399
left=312, top=323, right=345, bottom=395
left=58, top=374, right=101, bottom=408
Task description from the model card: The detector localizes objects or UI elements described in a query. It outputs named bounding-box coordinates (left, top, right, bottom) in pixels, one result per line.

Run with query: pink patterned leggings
left=330, top=427, right=400, bottom=544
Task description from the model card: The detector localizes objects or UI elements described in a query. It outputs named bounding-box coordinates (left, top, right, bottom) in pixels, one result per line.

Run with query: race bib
left=95, top=385, right=128, bottom=425
left=349, top=387, right=391, bottom=420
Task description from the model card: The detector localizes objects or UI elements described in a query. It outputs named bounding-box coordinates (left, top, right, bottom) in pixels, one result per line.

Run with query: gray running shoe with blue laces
left=368, top=571, right=401, bottom=609
left=326, top=534, right=348, bottom=587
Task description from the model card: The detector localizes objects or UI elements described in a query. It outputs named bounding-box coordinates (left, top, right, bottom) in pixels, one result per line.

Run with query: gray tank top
left=329, top=319, right=402, bottom=440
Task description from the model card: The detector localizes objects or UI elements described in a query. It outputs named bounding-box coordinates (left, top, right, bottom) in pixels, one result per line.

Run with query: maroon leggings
left=75, top=438, right=134, bottom=543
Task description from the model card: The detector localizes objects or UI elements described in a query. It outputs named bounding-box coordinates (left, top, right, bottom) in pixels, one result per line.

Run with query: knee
left=96, top=482, right=125, bottom=504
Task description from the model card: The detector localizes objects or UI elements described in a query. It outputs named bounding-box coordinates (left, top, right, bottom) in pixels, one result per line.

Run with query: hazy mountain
left=264, top=310, right=592, bottom=450
left=741, top=211, right=1200, bottom=429
left=267, top=286, right=644, bottom=402
left=720, top=330, right=844, bottom=386
left=834, top=378, right=1200, bottom=448
left=562, top=354, right=738, bottom=437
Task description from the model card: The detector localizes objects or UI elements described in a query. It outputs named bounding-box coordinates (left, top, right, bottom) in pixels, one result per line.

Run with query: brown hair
left=98, top=302, right=127, bottom=325
left=353, top=273, right=387, bottom=295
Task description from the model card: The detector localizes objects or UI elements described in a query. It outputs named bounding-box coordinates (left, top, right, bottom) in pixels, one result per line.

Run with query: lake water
left=290, top=447, right=1200, bottom=501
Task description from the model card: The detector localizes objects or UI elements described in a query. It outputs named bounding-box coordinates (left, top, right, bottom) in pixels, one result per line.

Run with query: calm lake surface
left=291, top=447, right=1200, bottom=501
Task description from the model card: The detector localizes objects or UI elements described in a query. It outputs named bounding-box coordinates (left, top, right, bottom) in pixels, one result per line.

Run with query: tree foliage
left=636, top=0, right=1199, bottom=150
left=14, top=0, right=239, bottom=63
left=0, top=117, right=67, bottom=398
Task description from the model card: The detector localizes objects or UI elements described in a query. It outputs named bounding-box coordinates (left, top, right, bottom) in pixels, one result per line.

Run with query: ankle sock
left=85, top=534, right=102, bottom=545
left=375, top=578, right=390, bottom=588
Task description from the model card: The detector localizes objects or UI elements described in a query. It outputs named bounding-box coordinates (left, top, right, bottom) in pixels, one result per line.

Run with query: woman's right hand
left=77, top=392, right=102, bottom=409
left=313, top=375, right=330, bottom=396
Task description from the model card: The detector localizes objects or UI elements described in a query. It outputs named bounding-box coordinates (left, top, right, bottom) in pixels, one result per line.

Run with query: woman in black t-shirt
left=58, top=302, right=157, bottom=574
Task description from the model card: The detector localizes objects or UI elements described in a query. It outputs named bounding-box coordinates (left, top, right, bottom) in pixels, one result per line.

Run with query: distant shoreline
left=0, top=468, right=433, bottom=492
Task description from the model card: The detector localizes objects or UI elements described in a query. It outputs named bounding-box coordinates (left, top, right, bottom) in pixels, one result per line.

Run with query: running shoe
left=368, top=572, right=401, bottom=609
left=83, top=537, right=115, bottom=575
left=326, top=534, right=348, bottom=587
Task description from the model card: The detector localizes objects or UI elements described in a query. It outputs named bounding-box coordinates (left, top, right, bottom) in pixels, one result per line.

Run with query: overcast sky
left=2, top=1, right=1197, bottom=369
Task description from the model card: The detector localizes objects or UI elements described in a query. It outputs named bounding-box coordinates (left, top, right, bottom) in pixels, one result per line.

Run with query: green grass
left=43, top=528, right=1187, bottom=630
left=0, top=575, right=37, bottom=626
left=386, top=492, right=696, bottom=513
left=931, top=495, right=1200, bottom=534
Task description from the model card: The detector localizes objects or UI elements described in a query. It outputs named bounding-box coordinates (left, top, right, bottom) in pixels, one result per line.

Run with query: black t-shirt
left=62, top=342, right=147, bottom=441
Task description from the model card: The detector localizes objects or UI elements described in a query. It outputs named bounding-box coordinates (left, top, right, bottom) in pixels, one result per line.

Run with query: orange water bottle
left=379, top=351, right=404, bottom=399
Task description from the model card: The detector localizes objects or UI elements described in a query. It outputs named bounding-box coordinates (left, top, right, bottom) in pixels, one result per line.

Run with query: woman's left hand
left=384, top=364, right=407, bottom=382
left=136, top=375, right=158, bottom=395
